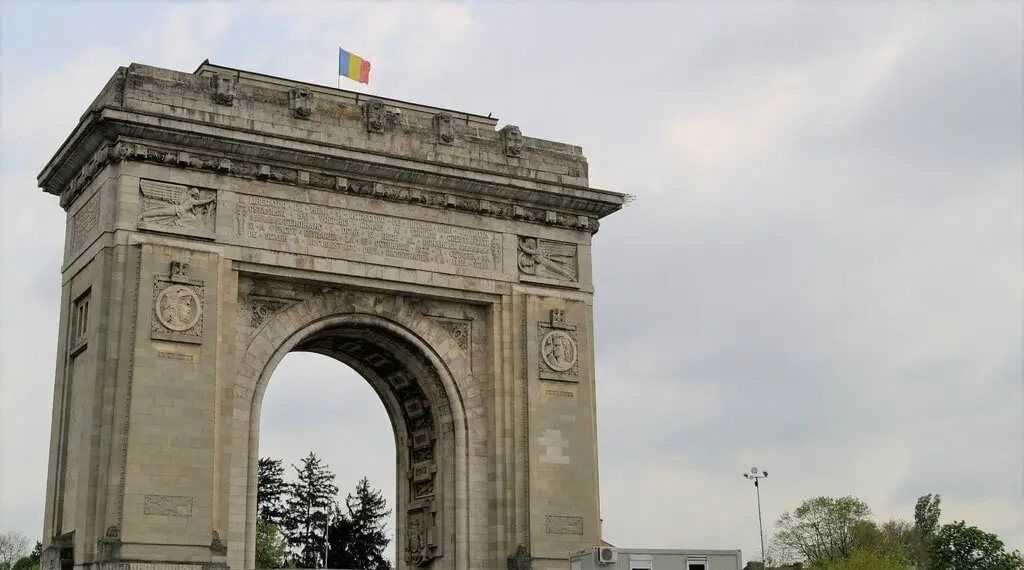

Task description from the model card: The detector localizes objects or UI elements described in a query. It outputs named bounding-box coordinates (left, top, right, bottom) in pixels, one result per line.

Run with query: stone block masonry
left=37, top=60, right=625, bottom=570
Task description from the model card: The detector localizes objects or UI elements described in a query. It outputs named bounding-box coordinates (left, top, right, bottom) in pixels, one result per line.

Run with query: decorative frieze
left=58, top=142, right=602, bottom=233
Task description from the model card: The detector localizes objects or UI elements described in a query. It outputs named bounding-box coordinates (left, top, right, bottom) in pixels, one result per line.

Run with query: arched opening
left=233, top=298, right=472, bottom=570
left=259, top=351, right=398, bottom=565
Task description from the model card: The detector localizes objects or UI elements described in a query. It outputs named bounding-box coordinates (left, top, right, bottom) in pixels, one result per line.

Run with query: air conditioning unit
left=595, top=546, right=618, bottom=565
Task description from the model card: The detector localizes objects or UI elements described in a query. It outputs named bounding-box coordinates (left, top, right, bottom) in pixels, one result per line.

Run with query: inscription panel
left=235, top=195, right=502, bottom=271
left=545, top=515, right=584, bottom=535
left=70, top=192, right=100, bottom=255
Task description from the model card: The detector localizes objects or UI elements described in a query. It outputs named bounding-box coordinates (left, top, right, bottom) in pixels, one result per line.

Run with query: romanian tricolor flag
left=338, top=48, right=371, bottom=84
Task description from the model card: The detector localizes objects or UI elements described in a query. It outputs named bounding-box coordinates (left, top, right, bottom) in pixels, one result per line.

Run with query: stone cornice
left=42, top=108, right=623, bottom=234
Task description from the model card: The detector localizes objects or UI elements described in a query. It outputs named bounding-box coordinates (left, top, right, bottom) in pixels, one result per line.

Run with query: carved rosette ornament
left=501, top=124, right=523, bottom=156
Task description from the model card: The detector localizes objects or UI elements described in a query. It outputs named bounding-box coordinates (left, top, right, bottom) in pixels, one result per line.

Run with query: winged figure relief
left=139, top=180, right=216, bottom=227
left=517, top=237, right=578, bottom=281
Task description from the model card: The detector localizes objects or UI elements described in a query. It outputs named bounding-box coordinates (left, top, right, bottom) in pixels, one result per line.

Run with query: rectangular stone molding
left=37, top=60, right=624, bottom=570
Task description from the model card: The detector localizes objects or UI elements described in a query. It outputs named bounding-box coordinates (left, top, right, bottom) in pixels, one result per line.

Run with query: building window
left=686, top=559, right=707, bottom=570
left=72, top=291, right=90, bottom=347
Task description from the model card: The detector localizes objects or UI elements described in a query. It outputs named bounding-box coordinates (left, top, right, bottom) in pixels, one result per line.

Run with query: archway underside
left=280, top=325, right=452, bottom=568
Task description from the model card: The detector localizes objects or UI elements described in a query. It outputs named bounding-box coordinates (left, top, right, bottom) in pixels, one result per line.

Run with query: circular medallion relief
left=540, top=330, right=578, bottom=373
left=155, top=284, right=202, bottom=332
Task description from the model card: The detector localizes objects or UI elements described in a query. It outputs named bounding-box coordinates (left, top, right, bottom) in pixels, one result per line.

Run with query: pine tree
left=329, top=477, right=392, bottom=570
left=280, top=452, right=339, bottom=568
left=258, top=457, right=289, bottom=527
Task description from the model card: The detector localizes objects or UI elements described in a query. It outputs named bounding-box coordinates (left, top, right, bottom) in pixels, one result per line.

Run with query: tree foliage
left=257, top=454, right=394, bottom=569
left=822, top=548, right=911, bottom=570
left=280, top=452, right=339, bottom=568
left=0, top=532, right=32, bottom=570
left=255, top=518, right=288, bottom=569
left=773, top=496, right=874, bottom=567
left=930, top=520, right=1024, bottom=570
left=911, top=493, right=942, bottom=568
left=258, top=457, right=289, bottom=527
left=329, top=477, right=392, bottom=570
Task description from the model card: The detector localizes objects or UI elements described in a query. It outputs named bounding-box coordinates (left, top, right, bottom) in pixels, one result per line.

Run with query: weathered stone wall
left=39, top=61, right=623, bottom=570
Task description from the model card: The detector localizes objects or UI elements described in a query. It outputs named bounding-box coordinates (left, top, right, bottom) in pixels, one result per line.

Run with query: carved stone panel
left=144, top=495, right=193, bottom=517
left=538, top=309, right=579, bottom=382
left=246, top=296, right=292, bottom=329
left=138, top=179, right=217, bottom=238
left=69, top=192, right=100, bottom=256
left=501, top=124, right=523, bottom=156
left=429, top=316, right=470, bottom=351
left=405, top=507, right=439, bottom=567
left=289, top=87, right=314, bottom=119
left=235, top=194, right=502, bottom=270
left=545, top=515, right=584, bottom=535
left=364, top=99, right=387, bottom=133
left=151, top=262, right=204, bottom=344
left=433, top=112, right=455, bottom=144
left=211, top=74, right=235, bottom=106
left=518, top=236, right=578, bottom=282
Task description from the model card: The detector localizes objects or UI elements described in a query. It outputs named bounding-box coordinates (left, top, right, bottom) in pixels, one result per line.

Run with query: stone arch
left=228, top=289, right=480, bottom=570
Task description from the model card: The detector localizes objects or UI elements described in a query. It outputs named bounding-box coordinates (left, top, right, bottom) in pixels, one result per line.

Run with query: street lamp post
left=743, top=466, right=769, bottom=567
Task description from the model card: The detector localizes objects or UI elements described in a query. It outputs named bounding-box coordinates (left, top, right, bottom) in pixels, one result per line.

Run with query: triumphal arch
left=37, top=61, right=624, bottom=570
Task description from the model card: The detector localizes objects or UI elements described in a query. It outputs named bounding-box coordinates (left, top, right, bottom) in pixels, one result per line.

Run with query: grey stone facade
left=38, top=61, right=624, bottom=570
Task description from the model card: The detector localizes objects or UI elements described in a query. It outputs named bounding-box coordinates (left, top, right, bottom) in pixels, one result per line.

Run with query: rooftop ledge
left=38, top=60, right=626, bottom=227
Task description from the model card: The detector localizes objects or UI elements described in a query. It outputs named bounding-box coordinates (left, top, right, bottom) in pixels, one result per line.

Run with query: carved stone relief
left=152, top=261, right=204, bottom=343
left=69, top=192, right=100, bottom=255
left=211, top=74, right=235, bottom=106
left=433, top=112, right=455, bottom=144
left=538, top=309, right=580, bottom=381
left=518, top=236, right=578, bottom=282
left=78, top=142, right=599, bottom=233
left=429, top=316, right=470, bottom=351
left=247, top=297, right=293, bottom=329
left=289, top=87, right=314, bottom=119
left=143, top=494, right=193, bottom=517
left=364, top=99, right=387, bottom=133
left=545, top=515, right=584, bottom=535
left=138, top=179, right=216, bottom=236
left=501, top=124, right=523, bottom=157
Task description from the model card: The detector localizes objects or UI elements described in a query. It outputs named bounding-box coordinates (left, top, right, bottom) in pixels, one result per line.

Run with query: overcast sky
left=1, top=1, right=1021, bottom=564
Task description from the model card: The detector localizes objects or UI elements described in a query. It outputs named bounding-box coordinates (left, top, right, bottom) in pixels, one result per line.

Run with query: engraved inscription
left=236, top=195, right=501, bottom=270
left=545, top=389, right=574, bottom=398
left=144, top=494, right=193, bottom=517
left=157, top=351, right=194, bottom=362
left=545, top=515, right=583, bottom=535
left=70, top=193, right=100, bottom=254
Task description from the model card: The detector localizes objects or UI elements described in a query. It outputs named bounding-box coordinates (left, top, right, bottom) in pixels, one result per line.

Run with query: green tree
left=773, top=496, right=874, bottom=567
left=930, top=521, right=1024, bottom=570
left=911, top=493, right=942, bottom=569
left=327, top=478, right=392, bottom=570
left=823, top=548, right=911, bottom=570
left=280, top=452, right=339, bottom=568
left=259, top=457, right=290, bottom=527
left=255, top=518, right=288, bottom=569
left=11, top=542, right=41, bottom=570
